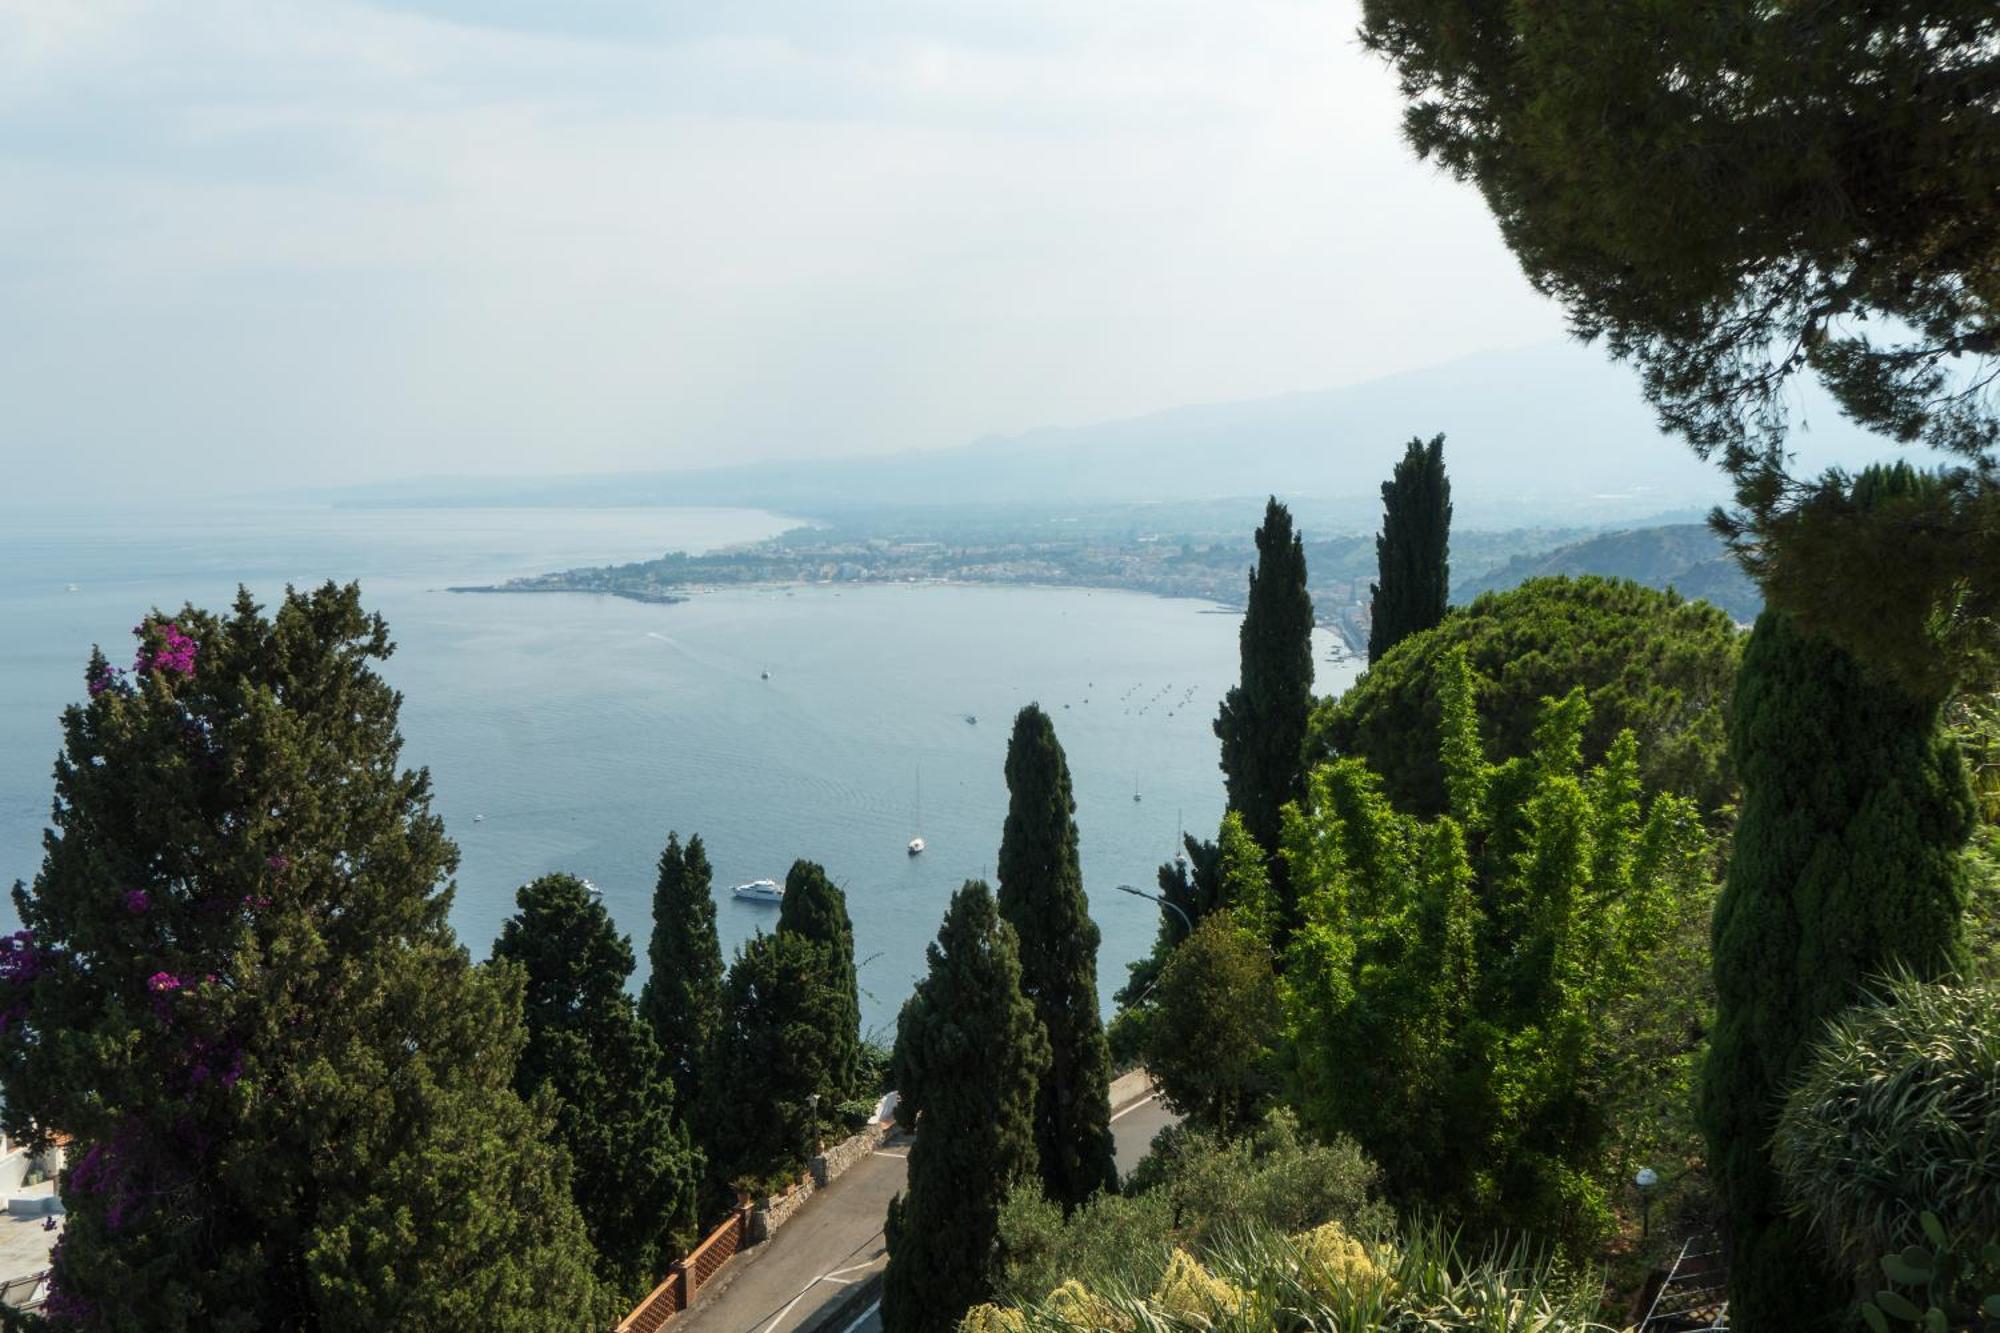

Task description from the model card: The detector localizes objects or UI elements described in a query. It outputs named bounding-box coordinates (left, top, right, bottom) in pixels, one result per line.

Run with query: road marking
left=826, top=1260, right=881, bottom=1280
left=1110, top=1092, right=1158, bottom=1123
left=871, top=1149, right=908, bottom=1159
left=839, top=1299, right=882, bottom=1333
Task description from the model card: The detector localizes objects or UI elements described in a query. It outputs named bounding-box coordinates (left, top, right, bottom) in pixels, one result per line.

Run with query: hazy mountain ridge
left=312, top=341, right=1899, bottom=529
left=1453, top=523, right=1762, bottom=622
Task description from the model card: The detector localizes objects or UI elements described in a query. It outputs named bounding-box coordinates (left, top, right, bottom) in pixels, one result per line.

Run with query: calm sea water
left=0, top=505, right=1355, bottom=1033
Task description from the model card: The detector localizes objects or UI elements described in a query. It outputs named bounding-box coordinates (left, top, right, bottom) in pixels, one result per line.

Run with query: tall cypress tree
left=1368, top=434, right=1451, bottom=663
left=1214, top=497, right=1315, bottom=935
left=776, top=858, right=866, bottom=1105
left=882, top=882, right=1049, bottom=1333
left=638, top=832, right=723, bottom=1110
left=493, top=873, right=701, bottom=1300
left=996, top=705, right=1115, bottom=1207
left=0, top=586, right=608, bottom=1329
left=1700, top=611, right=1974, bottom=1332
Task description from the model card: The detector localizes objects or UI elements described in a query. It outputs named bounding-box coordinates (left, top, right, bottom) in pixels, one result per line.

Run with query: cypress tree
left=638, top=832, right=723, bottom=1110
left=1368, top=433, right=1451, bottom=663
left=0, top=586, right=608, bottom=1329
left=1700, top=611, right=1974, bottom=1331
left=493, top=873, right=701, bottom=1300
left=996, top=705, right=1116, bottom=1207
left=1214, top=497, right=1315, bottom=935
left=702, top=929, right=847, bottom=1190
left=882, top=882, right=1049, bottom=1333
left=776, top=858, right=866, bottom=1105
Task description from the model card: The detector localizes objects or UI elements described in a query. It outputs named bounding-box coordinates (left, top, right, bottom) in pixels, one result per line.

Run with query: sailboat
left=908, top=765, right=926, bottom=856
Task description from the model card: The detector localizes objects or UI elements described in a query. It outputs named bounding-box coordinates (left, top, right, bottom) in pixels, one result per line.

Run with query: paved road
left=678, top=1074, right=1172, bottom=1333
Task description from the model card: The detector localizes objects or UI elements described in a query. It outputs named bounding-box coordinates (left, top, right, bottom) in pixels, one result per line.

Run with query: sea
left=0, top=504, right=1357, bottom=1034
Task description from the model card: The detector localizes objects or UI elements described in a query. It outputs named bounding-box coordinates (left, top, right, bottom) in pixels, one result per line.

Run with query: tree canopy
left=1284, top=645, right=1714, bottom=1252
left=638, top=832, right=723, bottom=1112
left=1311, top=575, right=1741, bottom=820
left=1357, top=0, right=2000, bottom=691
left=1701, top=612, right=1974, bottom=1331
left=492, top=873, right=701, bottom=1299
left=997, top=705, right=1116, bottom=1208
left=0, top=585, right=608, bottom=1329
left=777, top=858, right=867, bottom=1107
left=883, top=882, right=1048, bottom=1333
left=1369, top=433, right=1452, bottom=664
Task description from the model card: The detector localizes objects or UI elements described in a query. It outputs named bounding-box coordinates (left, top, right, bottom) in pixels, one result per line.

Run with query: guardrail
left=615, top=1204, right=752, bottom=1333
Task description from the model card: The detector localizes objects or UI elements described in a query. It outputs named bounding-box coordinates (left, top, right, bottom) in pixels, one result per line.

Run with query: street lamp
left=808, top=1093, right=822, bottom=1157
left=1114, top=883, right=1193, bottom=937
left=1634, top=1166, right=1659, bottom=1240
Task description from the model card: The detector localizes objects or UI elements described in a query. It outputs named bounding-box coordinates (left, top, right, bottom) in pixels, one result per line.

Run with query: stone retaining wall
left=751, top=1121, right=893, bottom=1243
left=811, top=1120, right=890, bottom=1188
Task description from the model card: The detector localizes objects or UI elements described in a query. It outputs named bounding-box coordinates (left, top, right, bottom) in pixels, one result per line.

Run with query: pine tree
left=1368, top=434, right=1451, bottom=664
left=1215, top=497, right=1316, bottom=937
left=493, top=873, right=701, bottom=1300
left=776, top=858, right=866, bottom=1106
left=0, top=585, right=609, bottom=1329
left=996, top=705, right=1116, bottom=1208
left=882, top=882, right=1049, bottom=1333
left=638, top=832, right=723, bottom=1110
left=1700, top=612, right=1974, bottom=1332
left=701, top=929, right=847, bottom=1191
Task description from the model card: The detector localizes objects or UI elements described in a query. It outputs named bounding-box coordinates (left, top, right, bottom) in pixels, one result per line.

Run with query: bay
left=0, top=504, right=1356, bottom=1034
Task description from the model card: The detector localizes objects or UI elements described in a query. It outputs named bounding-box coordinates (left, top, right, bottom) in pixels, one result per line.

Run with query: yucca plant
left=973, top=1217, right=1612, bottom=1331
left=1773, top=973, right=2000, bottom=1327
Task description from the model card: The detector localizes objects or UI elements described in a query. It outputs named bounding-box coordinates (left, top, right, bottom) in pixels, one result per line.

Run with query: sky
left=0, top=0, right=1575, bottom=502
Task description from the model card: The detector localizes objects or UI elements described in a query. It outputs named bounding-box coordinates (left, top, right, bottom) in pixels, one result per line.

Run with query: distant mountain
left=315, top=340, right=1899, bottom=529
left=1452, top=524, right=1762, bottom=622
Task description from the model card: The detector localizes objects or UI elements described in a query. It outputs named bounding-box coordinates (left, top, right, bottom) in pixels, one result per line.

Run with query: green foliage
left=885, top=882, right=1050, bottom=1333
left=777, top=858, right=867, bottom=1105
left=1312, top=575, right=1741, bottom=819
left=1701, top=612, right=1976, bottom=1332
left=702, top=928, right=852, bottom=1193
left=0, top=585, right=608, bottom=1329
left=638, top=832, right=723, bottom=1111
left=1283, top=645, right=1713, bottom=1253
left=1369, top=433, right=1452, bottom=664
left=1773, top=975, right=2000, bottom=1322
left=985, top=1215, right=1610, bottom=1333
left=1214, top=497, right=1315, bottom=933
left=491, top=873, right=701, bottom=1299
left=1357, top=0, right=2000, bottom=690
left=999, top=1108, right=1388, bottom=1305
left=1853, top=1215, right=2000, bottom=1333
left=997, top=705, right=1116, bottom=1208
left=1138, top=910, right=1277, bottom=1135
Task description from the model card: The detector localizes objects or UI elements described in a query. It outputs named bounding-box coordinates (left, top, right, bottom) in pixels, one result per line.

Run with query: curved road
left=675, top=1073, right=1174, bottom=1333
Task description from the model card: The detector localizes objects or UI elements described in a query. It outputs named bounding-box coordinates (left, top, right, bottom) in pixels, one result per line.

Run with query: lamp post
left=1114, top=883, right=1193, bottom=938
left=1634, top=1165, right=1659, bottom=1241
left=808, top=1093, right=822, bottom=1157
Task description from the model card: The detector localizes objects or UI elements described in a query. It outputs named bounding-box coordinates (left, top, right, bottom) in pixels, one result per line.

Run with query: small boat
left=907, top=837, right=926, bottom=857
left=473, top=813, right=485, bottom=823
left=908, top=766, right=925, bottom=855
left=582, top=878, right=603, bottom=898
left=761, top=669, right=771, bottom=680
left=963, top=714, right=977, bottom=725
left=732, top=879, right=783, bottom=903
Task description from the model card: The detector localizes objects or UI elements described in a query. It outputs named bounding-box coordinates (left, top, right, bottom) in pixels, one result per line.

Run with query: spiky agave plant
left=1772, top=972, right=2000, bottom=1322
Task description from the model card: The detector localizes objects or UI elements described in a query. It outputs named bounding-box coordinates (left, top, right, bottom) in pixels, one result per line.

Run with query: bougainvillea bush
left=0, top=585, right=610, bottom=1331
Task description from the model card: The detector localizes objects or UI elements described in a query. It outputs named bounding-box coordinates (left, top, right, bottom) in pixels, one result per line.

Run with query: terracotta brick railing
left=614, top=1204, right=752, bottom=1333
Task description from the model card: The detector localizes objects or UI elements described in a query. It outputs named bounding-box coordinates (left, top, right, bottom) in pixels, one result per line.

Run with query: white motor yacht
left=731, top=878, right=784, bottom=904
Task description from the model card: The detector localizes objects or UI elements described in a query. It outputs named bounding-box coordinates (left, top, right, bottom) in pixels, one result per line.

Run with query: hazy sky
left=1, top=0, right=1574, bottom=500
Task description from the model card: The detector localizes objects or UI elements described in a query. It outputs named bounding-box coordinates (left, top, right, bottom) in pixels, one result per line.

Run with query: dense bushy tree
left=997, top=705, right=1116, bottom=1208
left=492, top=873, right=700, bottom=1299
left=1313, top=576, right=1741, bottom=819
left=702, top=927, right=853, bottom=1192
left=1138, top=910, right=1278, bottom=1135
left=1368, top=433, right=1452, bottom=663
left=1283, top=646, right=1713, bottom=1252
left=1214, top=498, right=1315, bottom=933
left=777, top=858, right=866, bottom=1105
left=1700, top=612, right=1974, bottom=1331
left=0, top=586, right=608, bottom=1329
left=638, top=832, right=722, bottom=1111
left=882, top=882, right=1048, bottom=1333
left=1357, top=0, right=2000, bottom=691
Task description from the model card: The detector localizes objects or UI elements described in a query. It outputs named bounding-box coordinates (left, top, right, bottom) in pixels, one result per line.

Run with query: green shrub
left=1774, top=973, right=2000, bottom=1320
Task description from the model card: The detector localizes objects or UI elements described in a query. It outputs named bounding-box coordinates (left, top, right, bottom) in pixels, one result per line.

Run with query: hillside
left=1451, top=524, right=1762, bottom=622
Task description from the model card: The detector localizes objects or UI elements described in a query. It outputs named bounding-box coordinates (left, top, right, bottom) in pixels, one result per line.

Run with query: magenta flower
left=133, top=621, right=198, bottom=678
left=87, top=663, right=126, bottom=697
left=123, top=890, right=150, bottom=915
left=265, top=854, right=290, bottom=872
left=146, top=971, right=182, bottom=994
